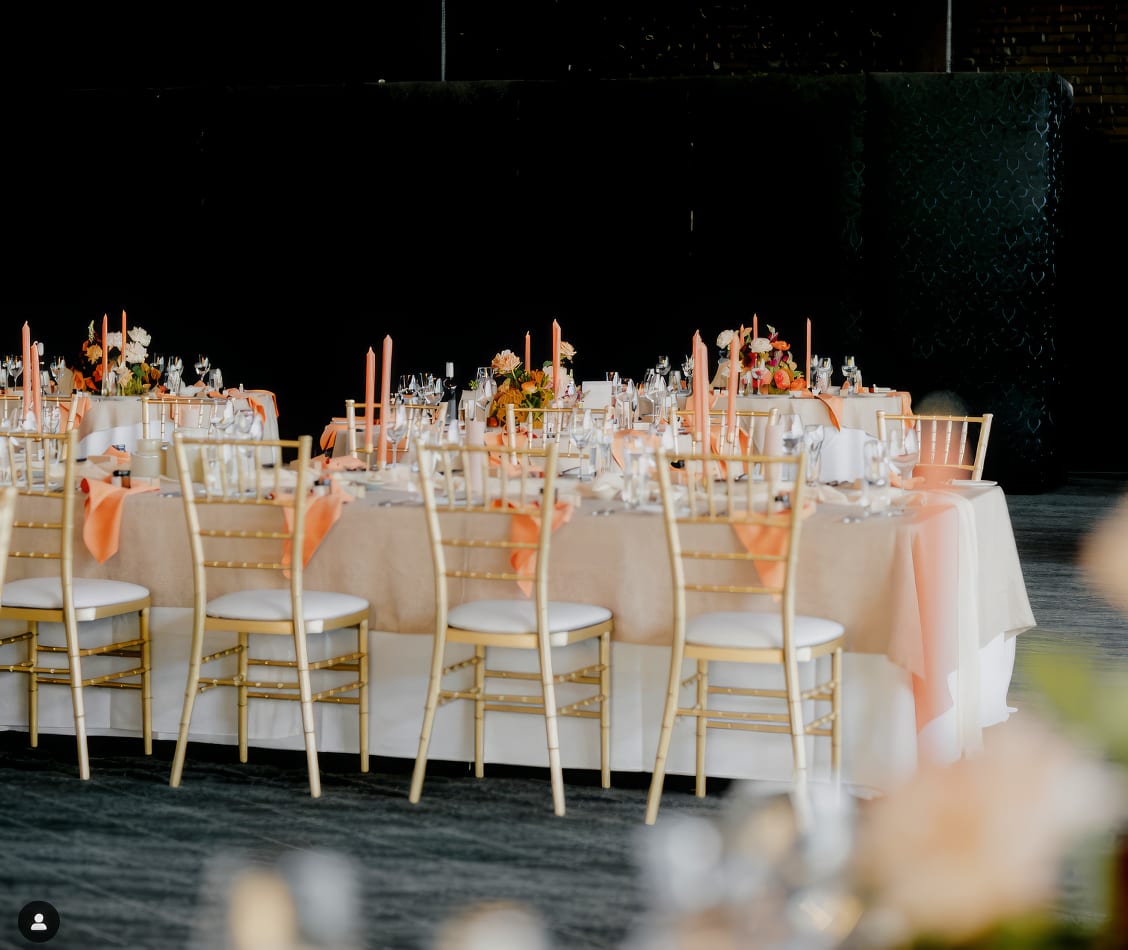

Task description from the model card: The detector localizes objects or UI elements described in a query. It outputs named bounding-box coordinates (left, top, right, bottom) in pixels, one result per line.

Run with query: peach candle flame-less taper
left=377, top=335, right=393, bottom=468
left=364, top=346, right=376, bottom=454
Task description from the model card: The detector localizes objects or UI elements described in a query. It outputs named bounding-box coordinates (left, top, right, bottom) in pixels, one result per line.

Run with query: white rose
left=128, top=326, right=152, bottom=347
left=716, top=329, right=734, bottom=349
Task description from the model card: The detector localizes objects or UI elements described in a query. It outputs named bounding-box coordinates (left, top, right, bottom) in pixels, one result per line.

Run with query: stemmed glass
left=886, top=423, right=920, bottom=489
left=7, top=356, right=22, bottom=395
left=862, top=438, right=892, bottom=516
left=49, top=356, right=66, bottom=390
left=656, top=355, right=671, bottom=379
left=840, top=358, right=858, bottom=395
left=165, top=357, right=183, bottom=394
left=194, top=355, right=211, bottom=386
left=779, top=412, right=805, bottom=485
left=803, top=424, right=825, bottom=487
left=571, top=407, right=595, bottom=480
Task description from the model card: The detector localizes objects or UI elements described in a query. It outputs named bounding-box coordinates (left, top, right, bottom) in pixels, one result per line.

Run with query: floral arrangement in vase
left=72, top=321, right=162, bottom=395
left=718, top=325, right=804, bottom=394
left=486, top=349, right=555, bottom=427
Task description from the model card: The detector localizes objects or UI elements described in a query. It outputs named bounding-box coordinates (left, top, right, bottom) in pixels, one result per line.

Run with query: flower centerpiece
left=720, top=324, right=805, bottom=395
left=73, top=321, right=162, bottom=395
left=486, top=349, right=554, bottom=427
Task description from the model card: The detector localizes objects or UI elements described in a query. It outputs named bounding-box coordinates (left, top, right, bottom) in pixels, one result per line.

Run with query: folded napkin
left=731, top=498, right=815, bottom=589
left=103, top=444, right=131, bottom=464
left=281, top=479, right=353, bottom=569
left=80, top=474, right=160, bottom=563
left=815, top=394, right=844, bottom=430
left=504, top=500, right=574, bottom=597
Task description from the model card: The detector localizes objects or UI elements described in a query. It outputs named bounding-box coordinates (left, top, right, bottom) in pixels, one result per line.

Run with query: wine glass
left=840, top=358, right=858, bottom=395
left=779, top=412, right=805, bottom=485
left=194, top=354, right=211, bottom=386
left=165, top=357, right=183, bottom=394
left=886, top=422, right=920, bottom=488
left=571, top=407, right=595, bottom=480
left=803, top=424, right=825, bottom=487
left=656, top=355, right=671, bottom=379
left=8, top=356, right=22, bottom=394
left=862, top=437, right=892, bottom=516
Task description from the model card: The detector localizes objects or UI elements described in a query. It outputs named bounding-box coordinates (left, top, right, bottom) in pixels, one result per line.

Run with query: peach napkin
left=104, top=445, right=131, bottom=464
left=281, top=480, right=353, bottom=569
left=730, top=498, right=815, bottom=589
left=322, top=455, right=367, bottom=472
left=503, top=500, right=574, bottom=596
left=815, top=394, right=843, bottom=430
left=80, top=475, right=160, bottom=563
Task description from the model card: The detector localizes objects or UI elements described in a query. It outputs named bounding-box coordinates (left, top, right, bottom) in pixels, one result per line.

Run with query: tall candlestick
left=525, top=331, right=531, bottom=373
left=752, top=313, right=758, bottom=339
left=692, top=331, right=704, bottom=444
left=699, top=337, right=710, bottom=444
left=552, top=320, right=561, bottom=400
left=121, top=309, right=127, bottom=355
left=726, top=331, right=738, bottom=444
left=737, top=324, right=745, bottom=395
left=21, top=322, right=31, bottom=417
left=364, top=346, right=376, bottom=454
left=805, top=317, right=812, bottom=385
left=101, top=313, right=108, bottom=395
left=377, top=335, right=393, bottom=469
left=30, top=339, right=42, bottom=431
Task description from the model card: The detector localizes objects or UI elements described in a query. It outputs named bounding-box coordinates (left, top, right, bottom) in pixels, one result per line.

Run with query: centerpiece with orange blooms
left=486, top=349, right=555, bottom=426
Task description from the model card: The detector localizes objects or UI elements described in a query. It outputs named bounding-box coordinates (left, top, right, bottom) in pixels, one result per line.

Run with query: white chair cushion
left=686, top=611, right=845, bottom=650
left=449, top=599, right=612, bottom=646
left=2, top=576, right=150, bottom=610
left=206, top=589, right=369, bottom=630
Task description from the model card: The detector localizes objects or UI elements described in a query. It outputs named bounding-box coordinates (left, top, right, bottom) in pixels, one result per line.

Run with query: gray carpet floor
left=1, top=473, right=1125, bottom=950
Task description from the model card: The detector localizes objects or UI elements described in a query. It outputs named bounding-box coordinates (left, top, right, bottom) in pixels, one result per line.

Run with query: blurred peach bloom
left=849, top=715, right=1128, bottom=945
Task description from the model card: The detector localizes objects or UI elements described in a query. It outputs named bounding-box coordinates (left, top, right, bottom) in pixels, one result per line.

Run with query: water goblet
left=656, top=355, right=671, bottom=379
left=803, top=424, right=825, bottom=486
left=885, top=422, right=920, bottom=489
left=194, top=355, right=211, bottom=385
left=571, top=407, right=595, bottom=480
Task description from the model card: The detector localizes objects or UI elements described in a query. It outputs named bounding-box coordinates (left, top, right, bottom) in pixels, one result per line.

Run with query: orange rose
left=771, top=340, right=791, bottom=352
left=790, top=376, right=808, bottom=391
left=773, top=368, right=792, bottom=390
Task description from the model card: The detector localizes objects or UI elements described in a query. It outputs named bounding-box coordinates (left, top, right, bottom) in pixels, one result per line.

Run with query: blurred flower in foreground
left=846, top=713, right=1128, bottom=948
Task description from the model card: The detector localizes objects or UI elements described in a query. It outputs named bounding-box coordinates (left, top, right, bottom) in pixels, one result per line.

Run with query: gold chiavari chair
left=0, top=428, right=152, bottom=779
left=876, top=410, right=994, bottom=483
left=645, top=442, right=845, bottom=825
left=168, top=431, right=370, bottom=798
left=410, top=440, right=613, bottom=817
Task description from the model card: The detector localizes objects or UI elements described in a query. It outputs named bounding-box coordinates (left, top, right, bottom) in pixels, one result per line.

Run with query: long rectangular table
left=0, top=471, right=1034, bottom=794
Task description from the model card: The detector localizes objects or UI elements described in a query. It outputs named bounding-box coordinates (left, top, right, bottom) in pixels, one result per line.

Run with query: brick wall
left=951, top=1, right=1126, bottom=147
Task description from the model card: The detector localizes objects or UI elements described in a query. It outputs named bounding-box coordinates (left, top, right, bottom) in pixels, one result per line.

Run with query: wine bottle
left=441, top=361, right=458, bottom=424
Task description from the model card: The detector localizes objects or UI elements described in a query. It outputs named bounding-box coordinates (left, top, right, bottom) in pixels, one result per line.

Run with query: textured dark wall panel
left=864, top=73, right=1072, bottom=491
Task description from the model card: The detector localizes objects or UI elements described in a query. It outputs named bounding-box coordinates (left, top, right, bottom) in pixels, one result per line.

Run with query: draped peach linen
left=502, top=499, right=574, bottom=597
left=730, top=498, right=815, bottom=589
left=281, top=481, right=354, bottom=569
left=80, top=475, right=161, bottom=563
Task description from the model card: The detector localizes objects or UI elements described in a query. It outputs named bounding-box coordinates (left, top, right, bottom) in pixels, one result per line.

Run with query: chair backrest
left=172, top=431, right=314, bottom=603
left=342, top=399, right=381, bottom=457
left=1, top=428, right=78, bottom=586
left=142, top=394, right=222, bottom=443
left=653, top=442, right=807, bottom=632
left=416, top=440, right=561, bottom=615
left=0, top=485, right=20, bottom=589
left=876, top=410, right=993, bottom=481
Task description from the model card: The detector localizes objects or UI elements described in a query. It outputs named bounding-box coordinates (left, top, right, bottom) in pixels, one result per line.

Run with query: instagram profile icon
left=18, top=901, right=60, bottom=943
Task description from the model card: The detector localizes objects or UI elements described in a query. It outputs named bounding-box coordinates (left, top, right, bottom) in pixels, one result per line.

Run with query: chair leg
left=786, top=659, right=808, bottom=774
left=831, top=647, right=843, bottom=779
left=538, top=646, right=565, bottom=817
left=170, top=619, right=207, bottom=788
left=238, top=632, right=249, bottom=764
left=63, top=617, right=90, bottom=781
left=28, top=625, right=39, bottom=748
left=291, top=626, right=321, bottom=799
left=599, top=632, right=611, bottom=790
left=358, top=622, right=369, bottom=773
left=140, top=608, right=153, bottom=756
left=695, top=659, right=707, bottom=798
left=645, top=643, right=686, bottom=825
left=473, top=644, right=485, bottom=779
left=409, top=632, right=448, bottom=804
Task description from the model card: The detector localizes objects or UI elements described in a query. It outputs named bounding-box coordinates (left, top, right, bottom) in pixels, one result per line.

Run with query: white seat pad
left=2, top=576, right=150, bottom=610
left=207, top=589, right=369, bottom=627
left=449, top=599, right=612, bottom=646
left=687, top=611, right=844, bottom=649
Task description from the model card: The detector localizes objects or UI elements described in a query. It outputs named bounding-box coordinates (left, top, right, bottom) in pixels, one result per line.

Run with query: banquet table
left=0, top=465, right=1034, bottom=794
left=72, top=390, right=280, bottom=458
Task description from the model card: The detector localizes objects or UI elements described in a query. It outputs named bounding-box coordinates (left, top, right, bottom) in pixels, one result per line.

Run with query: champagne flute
left=571, top=407, right=595, bottom=480
left=886, top=423, right=920, bottom=489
